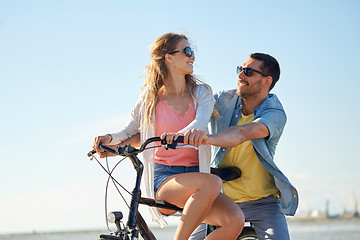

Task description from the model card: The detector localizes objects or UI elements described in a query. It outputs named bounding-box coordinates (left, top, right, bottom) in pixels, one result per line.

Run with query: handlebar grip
left=87, top=145, right=116, bottom=158
left=160, top=135, right=184, bottom=145
left=162, top=136, right=185, bottom=150
left=175, top=136, right=184, bottom=143
left=98, top=144, right=116, bottom=154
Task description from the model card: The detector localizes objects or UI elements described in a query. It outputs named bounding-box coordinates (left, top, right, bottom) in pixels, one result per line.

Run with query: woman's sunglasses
left=168, top=46, right=195, bottom=58
left=236, top=66, right=269, bottom=77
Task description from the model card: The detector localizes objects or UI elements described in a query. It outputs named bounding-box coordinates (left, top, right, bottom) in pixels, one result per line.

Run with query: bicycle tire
left=237, top=226, right=258, bottom=240
left=135, top=212, right=157, bottom=240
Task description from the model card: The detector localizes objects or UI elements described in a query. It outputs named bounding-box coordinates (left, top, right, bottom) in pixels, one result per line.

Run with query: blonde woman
left=93, top=33, right=244, bottom=240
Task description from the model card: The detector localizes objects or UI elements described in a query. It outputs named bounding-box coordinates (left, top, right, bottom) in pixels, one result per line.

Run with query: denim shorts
left=154, top=162, right=199, bottom=193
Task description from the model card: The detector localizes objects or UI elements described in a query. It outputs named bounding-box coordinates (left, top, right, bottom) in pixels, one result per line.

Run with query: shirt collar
left=235, top=95, right=243, bottom=109
left=235, top=93, right=272, bottom=114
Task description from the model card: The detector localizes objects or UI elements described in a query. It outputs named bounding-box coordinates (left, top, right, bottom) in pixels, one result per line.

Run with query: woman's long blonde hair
left=141, top=33, right=200, bottom=127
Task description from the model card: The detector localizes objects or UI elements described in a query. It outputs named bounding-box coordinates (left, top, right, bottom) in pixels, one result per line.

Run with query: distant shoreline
left=288, top=216, right=360, bottom=223
left=2, top=219, right=360, bottom=237
left=0, top=229, right=107, bottom=238
left=0, top=226, right=178, bottom=238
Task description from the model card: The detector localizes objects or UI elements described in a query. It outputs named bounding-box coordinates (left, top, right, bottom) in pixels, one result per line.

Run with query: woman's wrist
left=106, top=134, right=113, bottom=144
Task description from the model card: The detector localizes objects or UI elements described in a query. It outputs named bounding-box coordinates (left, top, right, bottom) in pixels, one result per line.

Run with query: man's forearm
left=207, top=122, right=269, bottom=148
left=207, top=126, right=247, bottom=148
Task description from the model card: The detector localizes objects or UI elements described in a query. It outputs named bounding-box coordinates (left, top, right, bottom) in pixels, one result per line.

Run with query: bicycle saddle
left=211, top=166, right=241, bottom=182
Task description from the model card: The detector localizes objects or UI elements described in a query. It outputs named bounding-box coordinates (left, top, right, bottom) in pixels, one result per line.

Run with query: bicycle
left=88, top=136, right=257, bottom=240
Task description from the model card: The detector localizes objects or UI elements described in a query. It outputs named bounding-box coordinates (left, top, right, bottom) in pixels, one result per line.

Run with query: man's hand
left=184, top=129, right=209, bottom=146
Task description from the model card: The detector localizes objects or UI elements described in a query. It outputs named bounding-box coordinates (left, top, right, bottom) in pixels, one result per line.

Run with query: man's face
left=236, top=58, right=267, bottom=99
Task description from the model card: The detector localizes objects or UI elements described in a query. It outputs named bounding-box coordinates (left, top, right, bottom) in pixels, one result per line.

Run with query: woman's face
left=167, top=39, right=195, bottom=75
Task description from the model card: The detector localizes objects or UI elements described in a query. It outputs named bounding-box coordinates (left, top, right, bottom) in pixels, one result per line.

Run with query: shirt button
left=235, top=115, right=238, bottom=117
left=222, top=149, right=226, bottom=152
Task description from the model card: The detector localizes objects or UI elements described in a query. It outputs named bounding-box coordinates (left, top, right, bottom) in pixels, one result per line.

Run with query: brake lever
left=87, top=150, right=96, bottom=160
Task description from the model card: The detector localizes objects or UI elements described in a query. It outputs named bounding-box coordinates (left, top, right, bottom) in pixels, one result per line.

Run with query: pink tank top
left=154, top=100, right=199, bottom=166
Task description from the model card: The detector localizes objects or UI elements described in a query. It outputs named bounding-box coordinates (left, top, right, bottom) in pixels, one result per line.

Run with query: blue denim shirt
left=210, top=89, right=298, bottom=216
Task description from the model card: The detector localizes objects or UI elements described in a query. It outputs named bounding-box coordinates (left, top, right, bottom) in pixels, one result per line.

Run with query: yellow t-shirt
left=219, top=113, right=279, bottom=203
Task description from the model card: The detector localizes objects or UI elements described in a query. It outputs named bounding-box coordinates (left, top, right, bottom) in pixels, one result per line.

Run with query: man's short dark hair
left=250, top=53, right=280, bottom=91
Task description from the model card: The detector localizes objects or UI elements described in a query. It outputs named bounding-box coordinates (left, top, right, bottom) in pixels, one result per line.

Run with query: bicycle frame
left=91, top=137, right=186, bottom=240
left=89, top=137, right=255, bottom=240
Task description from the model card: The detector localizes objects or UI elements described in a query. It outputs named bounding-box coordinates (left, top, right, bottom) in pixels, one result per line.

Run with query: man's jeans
left=189, top=195, right=290, bottom=240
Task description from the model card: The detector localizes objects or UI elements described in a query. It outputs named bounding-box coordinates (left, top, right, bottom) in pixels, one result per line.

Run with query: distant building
left=340, top=198, right=359, bottom=219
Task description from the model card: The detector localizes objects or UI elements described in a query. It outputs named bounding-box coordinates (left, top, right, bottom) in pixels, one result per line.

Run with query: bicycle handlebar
left=140, top=136, right=185, bottom=150
left=88, top=135, right=198, bottom=158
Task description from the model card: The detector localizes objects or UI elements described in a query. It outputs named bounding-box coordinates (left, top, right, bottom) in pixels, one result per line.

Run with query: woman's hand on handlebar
left=160, top=132, right=184, bottom=144
left=93, top=134, right=113, bottom=158
left=160, top=129, right=208, bottom=147
left=184, top=129, right=208, bottom=147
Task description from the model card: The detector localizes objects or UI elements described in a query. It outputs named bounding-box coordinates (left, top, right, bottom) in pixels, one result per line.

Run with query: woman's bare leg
left=155, top=172, right=222, bottom=240
left=203, top=193, right=244, bottom=240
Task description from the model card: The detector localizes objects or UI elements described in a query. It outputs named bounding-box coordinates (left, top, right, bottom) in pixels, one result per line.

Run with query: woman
left=93, top=33, right=244, bottom=240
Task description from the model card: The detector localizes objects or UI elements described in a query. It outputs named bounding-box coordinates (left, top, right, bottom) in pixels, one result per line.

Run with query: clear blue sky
left=1, top=0, right=359, bottom=234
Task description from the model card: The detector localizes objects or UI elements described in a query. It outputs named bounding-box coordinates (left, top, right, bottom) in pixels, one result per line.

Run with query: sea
left=1, top=218, right=359, bottom=240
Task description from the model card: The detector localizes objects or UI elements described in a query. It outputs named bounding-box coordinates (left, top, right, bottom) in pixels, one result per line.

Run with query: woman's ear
left=165, top=53, right=173, bottom=63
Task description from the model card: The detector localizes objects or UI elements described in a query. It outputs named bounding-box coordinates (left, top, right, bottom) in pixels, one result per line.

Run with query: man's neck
left=241, top=94, right=268, bottom=116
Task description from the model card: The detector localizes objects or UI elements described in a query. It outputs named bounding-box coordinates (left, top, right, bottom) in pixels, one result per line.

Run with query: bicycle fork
left=127, top=155, right=144, bottom=239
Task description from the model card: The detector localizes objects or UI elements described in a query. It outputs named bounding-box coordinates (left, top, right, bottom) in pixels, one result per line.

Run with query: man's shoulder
left=259, top=93, right=285, bottom=111
left=255, top=94, right=287, bottom=126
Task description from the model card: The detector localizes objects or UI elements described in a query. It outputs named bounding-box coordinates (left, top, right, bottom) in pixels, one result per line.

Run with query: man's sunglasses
left=236, top=66, right=269, bottom=77
left=168, top=46, right=195, bottom=58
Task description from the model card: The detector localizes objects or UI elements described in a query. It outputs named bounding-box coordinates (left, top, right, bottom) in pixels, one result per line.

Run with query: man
left=186, top=53, right=298, bottom=240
